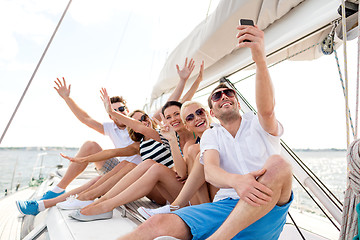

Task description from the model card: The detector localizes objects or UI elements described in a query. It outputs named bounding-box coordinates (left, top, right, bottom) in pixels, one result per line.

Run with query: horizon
left=0, top=146, right=348, bottom=151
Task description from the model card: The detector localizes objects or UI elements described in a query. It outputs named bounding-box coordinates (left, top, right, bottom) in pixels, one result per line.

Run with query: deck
left=3, top=166, right=339, bottom=240
left=0, top=188, right=36, bottom=240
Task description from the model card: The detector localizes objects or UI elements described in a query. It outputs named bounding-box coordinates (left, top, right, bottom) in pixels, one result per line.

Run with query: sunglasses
left=114, top=106, right=126, bottom=112
left=211, top=89, right=236, bottom=102
left=185, top=108, right=205, bottom=122
left=139, top=114, right=148, bottom=122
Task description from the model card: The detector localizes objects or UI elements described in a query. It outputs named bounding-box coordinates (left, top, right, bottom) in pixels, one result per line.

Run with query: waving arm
left=60, top=142, right=140, bottom=163
left=180, top=60, right=204, bottom=103
left=54, top=77, right=104, bottom=134
left=152, top=58, right=195, bottom=121
left=100, top=88, right=162, bottom=142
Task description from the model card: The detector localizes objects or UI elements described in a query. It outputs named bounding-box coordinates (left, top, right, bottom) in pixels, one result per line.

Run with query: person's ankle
left=52, top=186, right=65, bottom=193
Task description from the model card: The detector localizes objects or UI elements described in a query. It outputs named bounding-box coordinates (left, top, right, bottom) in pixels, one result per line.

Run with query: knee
left=138, top=214, right=171, bottom=236
left=140, top=159, right=157, bottom=169
left=266, top=155, right=292, bottom=180
left=187, top=145, right=200, bottom=162
left=81, top=141, right=102, bottom=154
left=148, top=163, right=167, bottom=176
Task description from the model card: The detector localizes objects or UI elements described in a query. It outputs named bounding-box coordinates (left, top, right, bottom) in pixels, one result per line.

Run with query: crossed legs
left=207, top=154, right=292, bottom=240
left=119, top=154, right=292, bottom=240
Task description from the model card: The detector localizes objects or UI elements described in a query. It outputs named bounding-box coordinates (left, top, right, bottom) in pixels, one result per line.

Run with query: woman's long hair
left=127, top=110, right=157, bottom=142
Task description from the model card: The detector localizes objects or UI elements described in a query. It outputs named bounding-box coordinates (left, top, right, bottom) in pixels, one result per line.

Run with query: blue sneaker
left=16, top=200, right=40, bottom=216
left=40, top=190, right=65, bottom=200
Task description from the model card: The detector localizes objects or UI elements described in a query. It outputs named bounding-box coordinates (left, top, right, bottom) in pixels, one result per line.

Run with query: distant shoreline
left=0, top=147, right=78, bottom=150
left=0, top=147, right=347, bottom=151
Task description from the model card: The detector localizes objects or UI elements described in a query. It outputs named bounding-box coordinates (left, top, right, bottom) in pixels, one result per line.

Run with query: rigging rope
left=0, top=0, right=72, bottom=145
left=356, top=5, right=360, bottom=140
left=341, top=0, right=351, bottom=147
left=334, top=48, right=356, bottom=138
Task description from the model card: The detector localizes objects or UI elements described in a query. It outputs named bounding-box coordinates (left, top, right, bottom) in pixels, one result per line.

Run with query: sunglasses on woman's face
left=211, top=89, right=236, bottom=102
left=139, top=114, right=148, bottom=122
left=114, top=106, right=126, bottom=112
left=185, top=108, right=205, bottom=122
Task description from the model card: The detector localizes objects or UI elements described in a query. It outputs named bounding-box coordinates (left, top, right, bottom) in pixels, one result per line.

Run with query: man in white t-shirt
left=118, top=24, right=292, bottom=240
left=38, top=78, right=142, bottom=200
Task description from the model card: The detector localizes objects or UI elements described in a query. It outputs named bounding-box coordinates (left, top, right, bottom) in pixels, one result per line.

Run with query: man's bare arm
left=236, top=25, right=278, bottom=136
left=54, top=77, right=104, bottom=134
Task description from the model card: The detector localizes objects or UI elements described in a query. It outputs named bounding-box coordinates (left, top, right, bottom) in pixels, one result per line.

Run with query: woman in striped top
left=67, top=90, right=198, bottom=221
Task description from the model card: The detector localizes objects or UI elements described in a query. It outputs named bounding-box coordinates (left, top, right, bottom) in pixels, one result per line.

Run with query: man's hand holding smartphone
left=239, top=19, right=254, bottom=42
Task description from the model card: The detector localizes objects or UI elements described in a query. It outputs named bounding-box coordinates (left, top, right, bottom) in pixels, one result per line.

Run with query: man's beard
left=215, top=104, right=241, bottom=124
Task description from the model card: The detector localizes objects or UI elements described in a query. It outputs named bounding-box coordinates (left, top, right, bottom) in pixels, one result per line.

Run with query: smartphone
left=239, top=19, right=254, bottom=26
left=239, top=19, right=254, bottom=42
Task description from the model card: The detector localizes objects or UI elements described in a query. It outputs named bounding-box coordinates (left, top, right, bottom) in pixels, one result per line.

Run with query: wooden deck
left=0, top=188, right=36, bottom=240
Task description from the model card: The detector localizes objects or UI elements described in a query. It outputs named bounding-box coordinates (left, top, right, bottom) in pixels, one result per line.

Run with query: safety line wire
left=287, top=212, right=306, bottom=240
left=293, top=174, right=341, bottom=231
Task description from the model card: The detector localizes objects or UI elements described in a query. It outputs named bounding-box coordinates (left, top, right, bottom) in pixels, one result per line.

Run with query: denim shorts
left=173, top=192, right=293, bottom=240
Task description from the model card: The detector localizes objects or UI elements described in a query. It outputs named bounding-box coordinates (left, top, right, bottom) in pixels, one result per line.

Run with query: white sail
left=149, top=0, right=340, bottom=108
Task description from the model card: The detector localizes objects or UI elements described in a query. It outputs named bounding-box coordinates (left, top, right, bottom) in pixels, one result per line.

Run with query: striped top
left=139, top=130, right=174, bottom=168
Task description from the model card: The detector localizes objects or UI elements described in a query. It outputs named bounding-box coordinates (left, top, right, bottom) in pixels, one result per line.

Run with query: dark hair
left=110, top=96, right=126, bottom=105
left=161, top=101, right=182, bottom=115
left=207, top=83, right=238, bottom=109
left=127, top=109, right=157, bottom=142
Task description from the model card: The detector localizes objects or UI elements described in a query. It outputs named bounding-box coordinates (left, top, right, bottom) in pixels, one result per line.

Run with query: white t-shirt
left=103, top=122, right=142, bottom=165
left=200, top=112, right=283, bottom=202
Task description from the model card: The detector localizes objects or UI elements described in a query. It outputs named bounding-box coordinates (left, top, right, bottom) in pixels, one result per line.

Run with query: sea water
left=0, top=147, right=77, bottom=197
left=291, top=149, right=347, bottom=217
left=0, top=148, right=348, bottom=215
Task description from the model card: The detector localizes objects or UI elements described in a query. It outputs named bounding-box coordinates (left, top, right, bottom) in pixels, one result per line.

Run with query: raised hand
left=176, top=58, right=195, bottom=81
left=232, top=168, right=273, bottom=207
left=100, top=88, right=113, bottom=115
left=236, top=24, right=265, bottom=64
left=153, top=114, right=177, bottom=142
left=195, top=60, right=204, bottom=82
left=54, top=77, right=71, bottom=99
left=60, top=153, right=86, bottom=163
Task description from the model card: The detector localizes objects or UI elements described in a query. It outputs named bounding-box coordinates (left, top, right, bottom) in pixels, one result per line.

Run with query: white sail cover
left=149, top=0, right=340, bottom=106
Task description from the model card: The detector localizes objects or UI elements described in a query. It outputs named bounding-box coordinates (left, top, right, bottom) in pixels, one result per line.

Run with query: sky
left=0, top=0, right=358, bottom=149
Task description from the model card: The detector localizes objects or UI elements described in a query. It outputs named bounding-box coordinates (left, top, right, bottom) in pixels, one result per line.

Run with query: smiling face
left=132, top=111, right=152, bottom=129
left=182, top=103, right=210, bottom=136
left=210, top=88, right=241, bottom=122
left=163, top=105, right=185, bottom=131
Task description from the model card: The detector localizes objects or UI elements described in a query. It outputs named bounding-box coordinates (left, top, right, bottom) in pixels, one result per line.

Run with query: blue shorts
left=173, top=192, right=293, bottom=240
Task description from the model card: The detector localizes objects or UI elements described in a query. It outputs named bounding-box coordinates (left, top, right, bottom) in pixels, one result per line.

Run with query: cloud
left=0, top=0, right=66, bottom=62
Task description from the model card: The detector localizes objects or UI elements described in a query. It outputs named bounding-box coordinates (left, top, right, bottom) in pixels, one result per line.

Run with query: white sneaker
left=137, top=205, right=179, bottom=220
left=56, top=195, right=94, bottom=210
